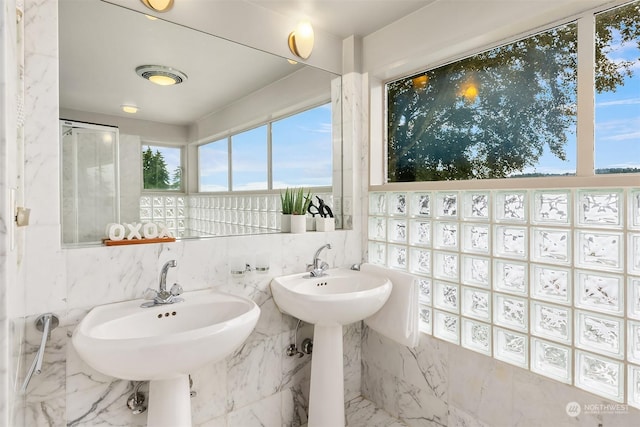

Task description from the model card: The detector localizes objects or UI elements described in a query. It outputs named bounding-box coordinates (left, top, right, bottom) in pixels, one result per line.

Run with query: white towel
left=362, top=263, right=420, bottom=348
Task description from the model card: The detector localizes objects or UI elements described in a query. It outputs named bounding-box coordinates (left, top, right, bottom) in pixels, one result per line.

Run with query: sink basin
left=271, top=267, right=391, bottom=427
left=270, top=267, right=392, bottom=326
left=73, top=290, right=260, bottom=380
left=72, top=290, right=260, bottom=427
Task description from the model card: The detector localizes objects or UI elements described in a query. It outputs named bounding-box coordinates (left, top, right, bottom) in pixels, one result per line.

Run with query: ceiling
left=245, top=0, right=436, bottom=38
left=58, top=0, right=435, bottom=127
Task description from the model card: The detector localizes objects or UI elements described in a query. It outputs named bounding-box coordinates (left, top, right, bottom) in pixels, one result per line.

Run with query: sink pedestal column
left=308, top=325, right=345, bottom=427
left=147, top=375, right=192, bottom=427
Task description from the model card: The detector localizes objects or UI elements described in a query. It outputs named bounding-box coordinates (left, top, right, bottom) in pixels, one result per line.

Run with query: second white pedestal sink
left=271, top=267, right=391, bottom=427
left=72, top=290, right=260, bottom=427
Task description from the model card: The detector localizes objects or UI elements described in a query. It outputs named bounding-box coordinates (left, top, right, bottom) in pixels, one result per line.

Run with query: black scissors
left=307, top=196, right=334, bottom=218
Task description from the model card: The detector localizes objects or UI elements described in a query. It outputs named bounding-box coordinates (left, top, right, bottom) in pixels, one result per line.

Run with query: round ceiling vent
left=135, top=65, right=187, bottom=86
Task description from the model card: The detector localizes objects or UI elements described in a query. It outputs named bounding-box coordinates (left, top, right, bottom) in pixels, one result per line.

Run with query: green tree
left=142, top=146, right=171, bottom=189
left=170, top=167, right=182, bottom=189
left=387, top=2, right=640, bottom=181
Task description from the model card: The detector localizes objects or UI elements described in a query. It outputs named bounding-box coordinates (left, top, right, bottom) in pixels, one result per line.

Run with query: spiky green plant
left=291, top=187, right=312, bottom=215
left=280, top=187, right=294, bottom=214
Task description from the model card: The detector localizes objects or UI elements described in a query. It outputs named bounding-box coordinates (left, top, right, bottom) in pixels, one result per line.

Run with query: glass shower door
left=61, top=120, right=120, bottom=245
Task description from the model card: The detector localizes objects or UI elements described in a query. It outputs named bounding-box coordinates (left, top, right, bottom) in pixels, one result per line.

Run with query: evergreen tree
left=142, top=146, right=171, bottom=189
left=171, top=167, right=182, bottom=189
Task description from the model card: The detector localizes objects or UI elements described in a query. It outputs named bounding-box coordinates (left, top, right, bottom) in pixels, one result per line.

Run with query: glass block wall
left=141, top=192, right=335, bottom=237
left=140, top=195, right=187, bottom=237
left=368, top=188, right=640, bottom=406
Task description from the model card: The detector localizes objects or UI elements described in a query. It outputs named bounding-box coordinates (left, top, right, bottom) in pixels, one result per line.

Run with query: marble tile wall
left=10, top=1, right=366, bottom=427
left=363, top=327, right=640, bottom=426
left=2, top=0, right=23, bottom=425
left=17, top=231, right=362, bottom=427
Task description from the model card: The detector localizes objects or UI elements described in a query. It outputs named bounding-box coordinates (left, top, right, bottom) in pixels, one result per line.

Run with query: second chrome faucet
left=307, top=244, right=332, bottom=277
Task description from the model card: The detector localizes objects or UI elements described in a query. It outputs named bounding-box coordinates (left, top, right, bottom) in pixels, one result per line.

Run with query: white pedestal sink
left=72, top=290, right=260, bottom=427
left=271, top=267, right=391, bottom=427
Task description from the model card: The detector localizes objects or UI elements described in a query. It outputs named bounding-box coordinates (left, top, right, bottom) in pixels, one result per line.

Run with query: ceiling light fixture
left=121, top=105, right=138, bottom=114
left=140, top=0, right=174, bottom=13
left=135, top=65, right=187, bottom=86
left=288, top=20, right=314, bottom=60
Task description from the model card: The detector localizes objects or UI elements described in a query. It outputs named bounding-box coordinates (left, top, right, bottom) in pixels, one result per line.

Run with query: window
left=197, top=103, right=333, bottom=192
left=386, top=0, right=640, bottom=182
left=232, top=125, right=268, bottom=191
left=142, top=144, right=182, bottom=191
left=594, top=1, right=640, bottom=174
left=272, top=104, right=333, bottom=188
left=198, top=138, right=228, bottom=192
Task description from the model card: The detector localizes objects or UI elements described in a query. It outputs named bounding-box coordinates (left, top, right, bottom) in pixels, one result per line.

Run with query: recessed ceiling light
left=135, top=65, right=187, bottom=86
left=121, top=105, right=138, bottom=114
left=140, top=0, right=174, bottom=13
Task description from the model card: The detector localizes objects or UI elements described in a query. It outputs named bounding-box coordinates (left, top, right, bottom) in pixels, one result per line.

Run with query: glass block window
left=367, top=187, right=640, bottom=404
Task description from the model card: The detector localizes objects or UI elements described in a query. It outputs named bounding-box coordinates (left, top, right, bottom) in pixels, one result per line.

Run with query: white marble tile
left=65, top=244, right=162, bottom=309
left=22, top=396, right=66, bottom=427
left=396, top=377, right=448, bottom=427
left=190, top=360, right=228, bottom=425
left=362, top=326, right=405, bottom=377
left=447, top=406, right=488, bottom=427
left=196, top=415, right=227, bottom=427
left=346, top=396, right=407, bottom=427
left=226, top=332, right=281, bottom=411
left=23, top=225, right=66, bottom=315
left=227, top=391, right=282, bottom=427
left=361, top=360, right=399, bottom=418
left=65, top=332, right=146, bottom=427
left=397, top=334, right=448, bottom=402
left=448, top=346, right=514, bottom=426
left=281, top=385, right=309, bottom=427
left=510, top=368, right=640, bottom=427
left=344, top=322, right=362, bottom=402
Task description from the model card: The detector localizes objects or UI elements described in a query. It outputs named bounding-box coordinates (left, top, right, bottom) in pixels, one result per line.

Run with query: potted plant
left=280, top=187, right=294, bottom=232
left=281, top=187, right=311, bottom=233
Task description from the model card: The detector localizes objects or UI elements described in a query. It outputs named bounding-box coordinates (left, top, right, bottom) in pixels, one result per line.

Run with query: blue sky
left=198, top=104, right=332, bottom=192
left=594, top=32, right=640, bottom=171
left=522, top=25, right=640, bottom=175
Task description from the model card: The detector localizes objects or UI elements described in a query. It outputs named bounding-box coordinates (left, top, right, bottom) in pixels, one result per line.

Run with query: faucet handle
left=170, top=283, right=183, bottom=296
left=143, top=288, right=158, bottom=300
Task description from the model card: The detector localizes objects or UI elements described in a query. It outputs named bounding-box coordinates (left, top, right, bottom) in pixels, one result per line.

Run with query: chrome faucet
left=141, top=260, right=183, bottom=308
left=307, top=244, right=332, bottom=277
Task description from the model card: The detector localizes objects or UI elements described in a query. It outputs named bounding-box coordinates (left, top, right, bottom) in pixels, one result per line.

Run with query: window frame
left=371, top=0, right=639, bottom=192
left=140, top=141, right=186, bottom=194
left=196, top=100, right=333, bottom=194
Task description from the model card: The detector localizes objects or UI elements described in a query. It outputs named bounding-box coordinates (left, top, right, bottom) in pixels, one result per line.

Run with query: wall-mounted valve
left=301, top=338, right=313, bottom=355
left=286, top=319, right=312, bottom=357
left=126, top=381, right=147, bottom=415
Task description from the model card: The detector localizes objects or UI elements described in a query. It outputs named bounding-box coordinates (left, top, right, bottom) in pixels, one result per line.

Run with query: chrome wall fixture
left=286, top=319, right=313, bottom=357
left=20, top=313, right=60, bottom=393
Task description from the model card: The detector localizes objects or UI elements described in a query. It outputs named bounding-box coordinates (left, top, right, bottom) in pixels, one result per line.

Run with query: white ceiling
left=245, top=0, right=435, bottom=38
left=59, top=0, right=435, bottom=127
